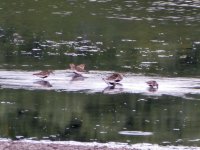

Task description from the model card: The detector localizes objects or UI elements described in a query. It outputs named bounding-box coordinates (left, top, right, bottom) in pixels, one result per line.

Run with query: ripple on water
left=52, top=11, right=72, bottom=16
left=118, top=131, right=153, bottom=136
left=121, top=39, right=136, bottom=42
left=39, top=37, right=102, bottom=54
left=100, top=0, right=200, bottom=22
left=0, top=101, right=15, bottom=105
left=188, top=139, right=200, bottom=142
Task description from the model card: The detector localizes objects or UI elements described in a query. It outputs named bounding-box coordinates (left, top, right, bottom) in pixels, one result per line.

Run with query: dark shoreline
left=0, top=140, right=199, bottom=150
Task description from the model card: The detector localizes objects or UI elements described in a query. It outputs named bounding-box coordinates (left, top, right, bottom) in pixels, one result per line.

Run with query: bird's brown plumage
left=33, top=70, right=53, bottom=79
left=103, top=73, right=123, bottom=86
left=146, top=80, right=158, bottom=88
left=69, top=63, right=86, bottom=75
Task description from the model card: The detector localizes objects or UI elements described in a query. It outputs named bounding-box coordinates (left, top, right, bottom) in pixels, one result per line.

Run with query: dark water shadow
left=103, top=83, right=123, bottom=94
left=147, top=87, right=158, bottom=93
left=34, top=80, right=52, bottom=88
left=70, top=74, right=85, bottom=82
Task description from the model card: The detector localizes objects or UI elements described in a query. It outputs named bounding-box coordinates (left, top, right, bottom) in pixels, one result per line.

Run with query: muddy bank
left=1, top=70, right=200, bottom=99
left=0, top=140, right=199, bottom=150
left=0, top=140, right=137, bottom=150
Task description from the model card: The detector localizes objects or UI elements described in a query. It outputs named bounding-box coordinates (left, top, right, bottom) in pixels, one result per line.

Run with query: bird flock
left=33, top=64, right=159, bottom=91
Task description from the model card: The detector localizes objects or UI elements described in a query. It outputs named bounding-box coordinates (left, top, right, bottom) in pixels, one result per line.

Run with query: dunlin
left=33, top=70, right=54, bottom=79
left=103, top=73, right=123, bottom=86
left=69, top=63, right=86, bottom=76
left=146, top=80, right=158, bottom=88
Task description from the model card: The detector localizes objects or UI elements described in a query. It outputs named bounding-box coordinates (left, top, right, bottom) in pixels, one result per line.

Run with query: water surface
left=0, top=0, right=200, bottom=147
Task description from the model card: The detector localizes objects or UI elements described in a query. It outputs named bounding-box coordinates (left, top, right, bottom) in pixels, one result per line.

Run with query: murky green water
left=1, top=88, right=200, bottom=146
left=0, top=0, right=200, bottom=147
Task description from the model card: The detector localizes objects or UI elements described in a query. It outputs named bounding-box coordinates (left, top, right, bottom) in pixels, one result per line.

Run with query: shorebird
left=103, top=73, right=123, bottom=86
left=69, top=63, right=86, bottom=76
left=146, top=80, right=158, bottom=89
left=33, top=70, right=54, bottom=79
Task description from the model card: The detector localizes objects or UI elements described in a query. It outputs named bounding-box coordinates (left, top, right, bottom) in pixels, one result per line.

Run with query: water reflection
left=118, top=131, right=153, bottom=136
left=70, top=74, right=85, bottom=82
left=0, top=89, right=200, bottom=146
left=147, top=87, right=158, bottom=93
left=103, top=84, right=123, bottom=94
left=34, top=80, right=52, bottom=88
left=12, top=33, right=24, bottom=45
